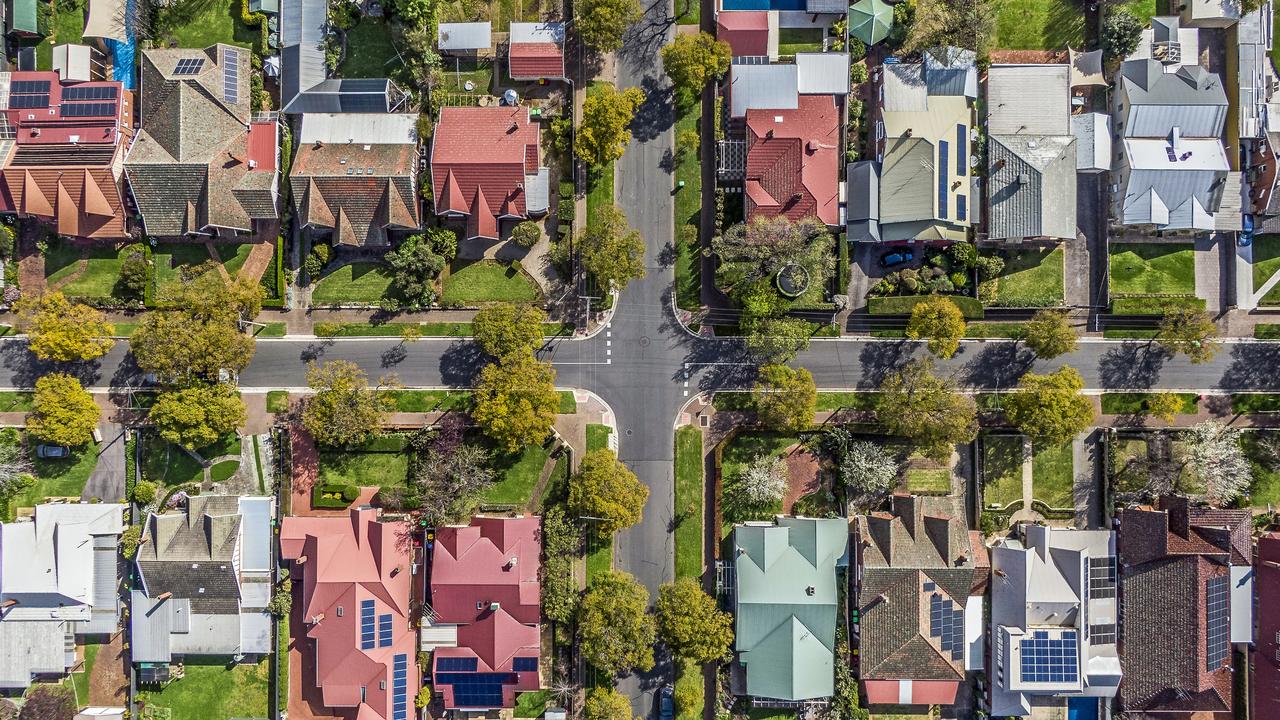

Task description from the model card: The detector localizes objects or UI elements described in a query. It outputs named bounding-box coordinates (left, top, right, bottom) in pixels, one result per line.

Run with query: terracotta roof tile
left=744, top=94, right=840, bottom=226
left=509, top=42, right=563, bottom=79
left=431, top=107, right=541, bottom=238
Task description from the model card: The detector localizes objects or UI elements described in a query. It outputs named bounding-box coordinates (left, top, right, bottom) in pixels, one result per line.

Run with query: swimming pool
left=1067, top=697, right=1099, bottom=720
left=720, top=0, right=805, bottom=10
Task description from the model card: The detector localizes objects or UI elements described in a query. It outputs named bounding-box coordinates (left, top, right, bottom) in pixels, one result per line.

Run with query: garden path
left=1193, top=234, right=1223, bottom=314
left=15, top=222, right=46, bottom=292
left=87, top=632, right=129, bottom=706
left=236, top=240, right=276, bottom=283
left=204, top=241, right=232, bottom=282
left=1009, top=436, right=1041, bottom=523
left=48, top=257, right=88, bottom=292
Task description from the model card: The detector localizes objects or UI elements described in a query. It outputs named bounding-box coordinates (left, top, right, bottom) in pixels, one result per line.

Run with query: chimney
left=805, top=586, right=815, bottom=596
left=904, top=128, right=913, bottom=137
left=296, top=555, right=307, bottom=565
left=489, top=602, right=501, bottom=611
left=506, top=557, right=518, bottom=569
left=1, top=599, right=18, bottom=609
left=156, top=591, right=172, bottom=601
left=310, top=613, right=325, bottom=624
left=994, top=568, right=1007, bottom=578
left=315, top=140, right=325, bottom=149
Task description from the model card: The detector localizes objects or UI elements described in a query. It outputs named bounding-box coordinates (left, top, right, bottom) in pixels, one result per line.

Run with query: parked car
left=1240, top=214, right=1255, bottom=246
left=659, top=686, right=674, bottom=720
left=879, top=250, right=914, bottom=268
left=36, top=445, right=69, bottom=459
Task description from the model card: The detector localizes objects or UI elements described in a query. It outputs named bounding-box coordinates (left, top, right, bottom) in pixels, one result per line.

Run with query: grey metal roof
left=298, top=113, right=418, bottom=145
left=987, top=134, right=1077, bottom=240
left=526, top=167, right=551, bottom=214
left=279, top=0, right=326, bottom=108
left=883, top=62, right=928, bottom=112
left=805, top=0, right=845, bottom=13
left=986, top=65, right=1070, bottom=136
left=1072, top=113, right=1111, bottom=171
left=879, top=137, right=935, bottom=223
left=729, top=63, right=798, bottom=117
left=0, top=620, right=67, bottom=688
left=509, top=22, right=564, bottom=44
left=1119, top=60, right=1228, bottom=110
left=796, top=52, right=849, bottom=95
left=438, top=22, right=492, bottom=51
left=283, top=79, right=403, bottom=114
left=238, top=497, right=274, bottom=574
left=846, top=161, right=880, bottom=241
left=924, top=46, right=977, bottom=98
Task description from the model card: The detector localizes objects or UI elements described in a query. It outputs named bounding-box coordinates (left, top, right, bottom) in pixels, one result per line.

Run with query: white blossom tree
left=0, top=440, right=32, bottom=502
left=731, top=454, right=788, bottom=510
left=839, top=441, right=899, bottom=496
left=1177, top=421, right=1252, bottom=506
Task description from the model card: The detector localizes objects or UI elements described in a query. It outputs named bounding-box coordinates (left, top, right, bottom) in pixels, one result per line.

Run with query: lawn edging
left=868, top=294, right=985, bottom=319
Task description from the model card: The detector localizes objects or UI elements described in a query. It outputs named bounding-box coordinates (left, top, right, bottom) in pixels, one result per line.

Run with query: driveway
left=82, top=421, right=125, bottom=503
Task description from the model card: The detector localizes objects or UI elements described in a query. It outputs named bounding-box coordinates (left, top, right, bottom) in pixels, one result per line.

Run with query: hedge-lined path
left=236, top=240, right=276, bottom=283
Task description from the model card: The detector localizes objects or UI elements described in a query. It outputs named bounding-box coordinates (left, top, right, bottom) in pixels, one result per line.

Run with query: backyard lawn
left=43, top=242, right=132, bottom=300
left=437, top=0, right=553, bottom=32
left=1109, top=243, right=1196, bottom=295
left=1252, top=235, right=1280, bottom=305
left=153, top=0, right=260, bottom=50
left=777, top=28, right=823, bottom=55
left=35, top=0, right=85, bottom=71
left=982, top=245, right=1064, bottom=306
left=674, top=426, right=704, bottom=579
left=1244, top=430, right=1280, bottom=508
left=439, top=58, right=495, bottom=93
left=1124, top=0, right=1158, bottom=24
left=482, top=443, right=552, bottom=507
left=312, top=262, right=395, bottom=304
left=1031, top=440, right=1074, bottom=509
left=1111, top=436, right=1150, bottom=494
left=144, top=660, right=269, bottom=720
left=993, top=0, right=1084, bottom=50
left=339, top=18, right=400, bottom=77
left=317, top=443, right=409, bottom=488
left=982, top=434, right=1025, bottom=509
left=442, top=260, right=540, bottom=304
left=905, top=464, right=951, bottom=495
left=2, top=432, right=101, bottom=520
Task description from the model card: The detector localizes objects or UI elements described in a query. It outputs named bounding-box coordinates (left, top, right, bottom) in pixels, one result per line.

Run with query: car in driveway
left=659, top=686, right=673, bottom=720
left=36, top=445, right=69, bottom=459
left=879, top=249, right=914, bottom=268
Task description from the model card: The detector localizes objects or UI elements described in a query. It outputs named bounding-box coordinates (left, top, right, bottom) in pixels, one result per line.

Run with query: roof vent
left=773, top=115, right=784, bottom=123
left=248, top=160, right=257, bottom=169
left=347, top=168, right=354, bottom=175
left=367, top=168, right=373, bottom=174
left=506, top=557, right=518, bottom=569
left=1016, top=173, right=1030, bottom=185
left=339, top=158, right=347, bottom=164
left=30, top=128, right=38, bottom=137
left=363, top=144, right=371, bottom=151
left=489, top=602, right=501, bottom=611
left=806, top=139, right=819, bottom=152
left=805, top=586, right=815, bottom=596
left=508, top=121, right=519, bottom=133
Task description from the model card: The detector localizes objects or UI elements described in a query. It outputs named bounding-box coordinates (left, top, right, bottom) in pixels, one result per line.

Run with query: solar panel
left=10, top=94, right=48, bottom=109
left=1089, top=557, right=1117, bottom=599
left=1206, top=574, right=1230, bottom=670
left=512, top=657, right=538, bottom=672
left=929, top=594, right=965, bottom=661
left=1019, top=630, right=1079, bottom=684
left=437, top=657, right=478, bottom=672
left=174, top=58, right=205, bottom=75
left=938, top=141, right=950, bottom=220
left=957, top=195, right=967, bottom=222
left=955, top=124, right=967, bottom=177
left=378, top=613, right=393, bottom=648
left=360, top=599, right=376, bottom=650
left=63, top=85, right=117, bottom=101
left=392, top=654, right=409, bottom=720
left=436, top=672, right=520, bottom=708
left=62, top=103, right=115, bottom=117
left=11, top=80, right=50, bottom=94
left=223, top=48, right=241, bottom=104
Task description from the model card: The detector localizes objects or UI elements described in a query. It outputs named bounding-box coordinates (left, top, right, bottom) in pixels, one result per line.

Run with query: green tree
left=1146, top=392, right=1185, bottom=424
left=661, top=32, right=731, bottom=106
left=753, top=364, right=816, bottom=432
left=743, top=316, right=812, bottom=364
left=117, top=245, right=149, bottom=301
left=472, top=304, right=548, bottom=359
left=27, top=373, right=100, bottom=447
left=875, top=358, right=977, bottom=464
left=386, top=233, right=446, bottom=308
left=577, top=85, right=645, bottom=168
left=1102, top=6, right=1144, bottom=59
left=576, top=0, right=642, bottom=53
left=131, top=311, right=256, bottom=386
left=1158, top=307, right=1219, bottom=364
left=568, top=448, right=648, bottom=536
left=159, top=264, right=263, bottom=322
left=903, top=0, right=996, bottom=54
left=472, top=353, right=560, bottom=453
left=581, top=205, right=646, bottom=292
left=583, top=688, right=633, bottom=720
left=905, top=295, right=965, bottom=359
left=130, top=479, right=157, bottom=506
left=509, top=221, right=541, bottom=248
left=18, top=684, right=75, bottom=720
left=149, top=384, right=247, bottom=450
left=1023, top=309, right=1077, bottom=359
left=14, top=292, right=115, bottom=362
left=301, top=361, right=393, bottom=447
left=1003, top=366, right=1096, bottom=444
left=540, top=506, right=581, bottom=624
left=579, top=570, right=657, bottom=675
left=655, top=578, right=734, bottom=663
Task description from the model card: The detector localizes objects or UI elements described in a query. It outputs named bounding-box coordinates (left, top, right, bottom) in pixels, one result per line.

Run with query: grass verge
left=674, top=426, right=704, bottom=579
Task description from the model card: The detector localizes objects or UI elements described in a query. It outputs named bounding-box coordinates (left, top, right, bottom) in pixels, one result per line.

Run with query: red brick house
left=744, top=93, right=841, bottom=227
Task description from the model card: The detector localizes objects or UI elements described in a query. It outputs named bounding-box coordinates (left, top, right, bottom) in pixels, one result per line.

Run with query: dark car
left=36, top=445, right=69, bottom=459
left=1240, top=214, right=1255, bottom=247
left=879, top=250, right=914, bottom=268
left=659, top=686, right=674, bottom=720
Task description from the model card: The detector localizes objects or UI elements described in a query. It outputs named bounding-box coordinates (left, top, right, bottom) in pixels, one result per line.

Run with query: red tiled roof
left=246, top=121, right=278, bottom=171
left=0, top=166, right=128, bottom=238
left=744, top=94, right=841, bottom=226
left=716, top=11, right=769, bottom=57
left=431, top=106, right=540, bottom=239
left=431, top=516, right=541, bottom=625
left=509, top=42, right=564, bottom=79
left=1255, top=533, right=1280, bottom=716
left=864, top=680, right=960, bottom=706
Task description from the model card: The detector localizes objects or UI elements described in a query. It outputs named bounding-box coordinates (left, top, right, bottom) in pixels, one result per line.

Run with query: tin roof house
left=279, top=0, right=410, bottom=114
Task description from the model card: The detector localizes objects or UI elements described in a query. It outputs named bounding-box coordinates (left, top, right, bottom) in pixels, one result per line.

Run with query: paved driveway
left=81, top=421, right=125, bottom=503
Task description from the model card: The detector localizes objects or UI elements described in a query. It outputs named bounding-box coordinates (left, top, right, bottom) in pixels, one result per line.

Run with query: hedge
left=867, top=294, right=985, bottom=319
left=313, top=483, right=359, bottom=508
left=1111, top=295, right=1205, bottom=314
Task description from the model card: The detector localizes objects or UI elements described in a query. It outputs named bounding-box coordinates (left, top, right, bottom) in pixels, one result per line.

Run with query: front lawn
left=339, top=18, right=399, bottom=77
left=43, top=242, right=132, bottom=300
left=140, top=434, right=205, bottom=487
left=674, top=426, right=704, bottom=579
left=777, top=28, right=823, bottom=55
left=312, top=262, right=395, bottom=304
left=3, top=430, right=102, bottom=519
left=1243, top=430, right=1280, bottom=508
left=482, top=444, right=552, bottom=507
left=144, top=660, right=269, bottom=720
left=389, top=389, right=474, bottom=412
left=721, top=432, right=798, bottom=526
left=1101, top=392, right=1198, bottom=416
left=153, top=243, right=253, bottom=297
left=317, top=442, right=409, bottom=489
left=982, top=434, right=1024, bottom=509
left=1252, top=235, right=1280, bottom=305
left=587, top=424, right=613, bottom=452
left=993, top=0, right=1085, bottom=50
left=1109, top=243, right=1196, bottom=295
left=982, top=246, right=1065, bottom=307
left=441, top=260, right=540, bottom=305
left=1032, top=440, right=1074, bottom=509
left=35, top=0, right=86, bottom=71
left=153, top=0, right=260, bottom=50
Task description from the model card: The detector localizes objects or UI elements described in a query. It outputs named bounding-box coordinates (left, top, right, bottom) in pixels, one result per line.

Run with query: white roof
left=82, top=0, right=127, bottom=42
left=438, top=22, right=492, bottom=51
left=75, top=710, right=127, bottom=720
left=1124, top=136, right=1229, bottom=170
left=1230, top=564, right=1253, bottom=644
left=796, top=52, right=849, bottom=95
left=1, top=504, right=125, bottom=621
left=298, top=113, right=419, bottom=145
left=52, top=45, right=92, bottom=83
left=1128, top=23, right=1200, bottom=68
left=1072, top=113, right=1111, bottom=171
left=987, top=64, right=1070, bottom=136
left=238, top=496, right=275, bottom=574
left=509, top=21, right=564, bottom=45
left=729, top=63, right=798, bottom=117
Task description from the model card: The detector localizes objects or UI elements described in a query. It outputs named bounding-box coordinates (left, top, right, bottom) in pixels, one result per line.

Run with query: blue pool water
left=721, top=0, right=805, bottom=10
left=105, top=0, right=137, bottom=89
left=1067, top=697, right=1099, bottom=720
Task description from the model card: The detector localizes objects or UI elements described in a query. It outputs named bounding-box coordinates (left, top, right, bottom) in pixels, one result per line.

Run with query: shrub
left=427, top=227, right=458, bottom=262
left=120, top=525, right=142, bottom=559
left=949, top=271, right=969, bottom=289
left=847, top=36, right=866, bottom=62
left=0, top=223, right=14, bottom=258
left=118, top=246, right=150, bottom=301
left=949, top=242, right=977, bottom=269
left=849, top=62, right=868, bottom=85
left=131, top=479, right=157, bottom=506
left=510, top=221, right=541, bottom=247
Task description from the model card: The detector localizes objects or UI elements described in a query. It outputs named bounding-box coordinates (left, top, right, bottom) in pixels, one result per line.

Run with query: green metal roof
left=9, top=0, right=39, bottom=36
left=733, top=517, right=848, bottom=701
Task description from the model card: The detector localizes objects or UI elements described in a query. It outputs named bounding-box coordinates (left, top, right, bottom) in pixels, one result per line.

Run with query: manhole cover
left=639, top=336, right=651, bottom=347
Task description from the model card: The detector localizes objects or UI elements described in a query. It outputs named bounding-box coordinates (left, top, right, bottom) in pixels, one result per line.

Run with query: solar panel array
left=360, top=599, right=376, bottom=650
left=437, top=657, right=478, bottom=672
left=174, top=58, right=205, bottom=76
left=62, top=103, right=115, bottom=117
left=929, top=593, right=965, bottom=661
left=63, top=85, right=117, bottom=100
left=1206, top=574, right=1230, bottom=670
left=223, top=48, right=241, bottom=104
left=378, top=613, right=393, bottom=648
left=512, top=657, right=538, bottom=672
left=937, top=141, right=950, bottom=220
left=955, top=124, right=967, bottom=177
left=392, top=653, right=409, bottom=720
left=436, top=672, right=519, bottom=708
left=12, top=80, right=51, bottom=94
left=1020, top=630, right=1079, bottom=684
left=1089, top=556, right=1117, bottom=599
left=10, top=94, right=48, bottom=109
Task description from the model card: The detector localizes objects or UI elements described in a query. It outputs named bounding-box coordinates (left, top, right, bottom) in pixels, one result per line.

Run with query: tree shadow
left=299, top=339, right=334, bottom=364
left=627, top=75, right=675, bottom=144
left=1098, top=342, right=1168, bottom=389
left=856, top=340, right=914, bottom=388
left=1219, top=342, right=1280, bottom=391
left=381, top=344, right=408, bottom=368
left=959, top=343, right=1035, bottom=389
left=439, top=340, right=487, bottom=387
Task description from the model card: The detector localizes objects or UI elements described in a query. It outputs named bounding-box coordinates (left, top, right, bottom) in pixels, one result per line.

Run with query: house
left=290, top=112, right=421, bottom=247
left=280, top=508, right=420, bottom=720
left=745, top=94, right=841, bottom=226
left=1111, top=17, right=1240, bottom=232
left=430, top=106, right=549, bottom=241
left=732, top=517, right=849, bottom=701
left=717, top=11, right=771, bottom=58
left=1116, top=496, right=1252, bottom=716
left=427, top=516, right=542, bottom=710
left=125, top=45, right=279, bottom=238
left=985, top=64, right=1077, bottom=242
left=988, top=524, right=1120, bottom=717
left=856, top=495, right=986, bottom=708
left=438, top=22, right=493, bottom=56
left=508, top=22, right=565, bottom=81
left=1179, top=0, right=1241, bottom=27
left=0, top=71, right=133, bottom=239
left=726, top=53, right=849, bottom=119
left=1254, top=532, right=1280, bottom=717
left=280, top=0, right=410, bottom=113
left=0, top=503, right=126, bottom=689
left=130, top=496, right=275, bottom=679
left=851, top=47, right=976, bottom=243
